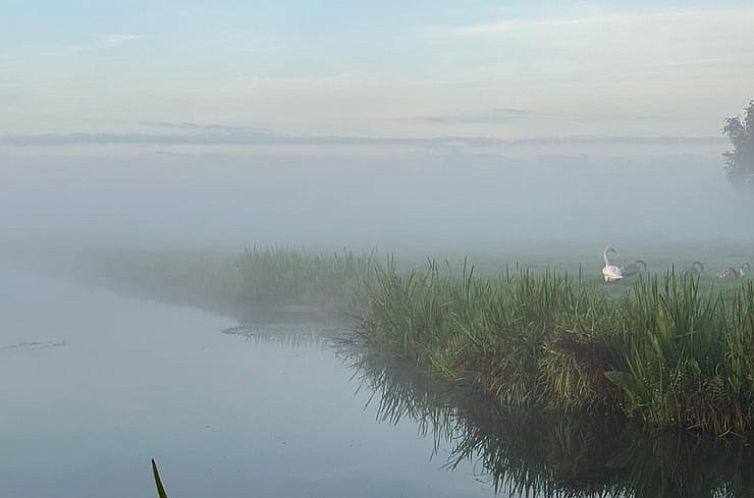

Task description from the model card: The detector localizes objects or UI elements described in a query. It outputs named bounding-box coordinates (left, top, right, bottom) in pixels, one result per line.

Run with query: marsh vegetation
left=360, top=262, right=754, bottom=434
left=74, top=244, right=754, bottom=437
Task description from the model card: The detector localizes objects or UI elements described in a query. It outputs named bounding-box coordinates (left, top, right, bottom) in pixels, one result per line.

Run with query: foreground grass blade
left=151, top=459, right=169, bottom=498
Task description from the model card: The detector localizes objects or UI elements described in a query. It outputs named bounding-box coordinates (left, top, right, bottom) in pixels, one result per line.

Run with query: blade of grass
left=151, top=459, right=170, bottom=498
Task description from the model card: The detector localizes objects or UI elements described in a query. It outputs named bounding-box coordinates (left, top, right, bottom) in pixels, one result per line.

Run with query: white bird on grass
left=602, top=246, right=623, bottom=282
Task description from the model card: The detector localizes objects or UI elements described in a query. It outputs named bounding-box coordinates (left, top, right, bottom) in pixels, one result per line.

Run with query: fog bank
left=2, top=147, right=751, bottom=251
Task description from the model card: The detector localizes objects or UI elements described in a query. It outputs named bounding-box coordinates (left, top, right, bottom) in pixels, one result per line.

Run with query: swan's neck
left=603, top=250, right=611, bottom=266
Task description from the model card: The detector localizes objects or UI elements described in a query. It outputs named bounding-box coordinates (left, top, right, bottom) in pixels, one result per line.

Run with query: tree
left=723, top=100, right=754, bottom=189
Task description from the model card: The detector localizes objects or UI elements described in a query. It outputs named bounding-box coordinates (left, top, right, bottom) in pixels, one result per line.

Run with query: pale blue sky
left=2, top=1, right=753, bottom=146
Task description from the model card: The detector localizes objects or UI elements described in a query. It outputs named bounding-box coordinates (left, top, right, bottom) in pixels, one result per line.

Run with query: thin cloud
left=142, top=121, right=262, bottom=134
left=0, top=130, right=724, bottom=148
left=419, top=108, right=537, bottom=124
left=448, top=8, right=754, bottom=38
left=418, top=108, right=674, bottom=125
left=100, top=34, right=146, bottom=47
left=452, top=16, right=613, bottom=37
left=62, top=34, right=146, bottom=53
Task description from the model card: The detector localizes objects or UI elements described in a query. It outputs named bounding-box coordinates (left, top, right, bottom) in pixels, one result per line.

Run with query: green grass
left=358, top=260, right=754, bottom=435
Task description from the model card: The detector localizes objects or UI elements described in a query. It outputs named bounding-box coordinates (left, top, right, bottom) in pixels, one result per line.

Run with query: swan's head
left=604, top=246, right=617, bottom=256
left=693, top=261, right=705, bottom=272
left=741, top=263, right=751, bottom=272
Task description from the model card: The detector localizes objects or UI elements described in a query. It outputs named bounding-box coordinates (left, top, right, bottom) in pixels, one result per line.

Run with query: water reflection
left=344, top=348, right=754, bottom=498
left=222, top=323, right=348, bottom=348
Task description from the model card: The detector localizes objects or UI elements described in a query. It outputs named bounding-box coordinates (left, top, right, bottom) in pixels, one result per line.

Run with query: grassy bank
left=359, top=261, right=754, bottom=435
left=69, top=244, right=754, bottom=435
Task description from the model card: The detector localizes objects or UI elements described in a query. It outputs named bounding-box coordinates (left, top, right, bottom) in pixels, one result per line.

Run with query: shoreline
left=64, top=245, right=754, bottom=437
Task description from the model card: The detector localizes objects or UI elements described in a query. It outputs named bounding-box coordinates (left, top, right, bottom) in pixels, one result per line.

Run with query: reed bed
left=235, top=246, right=372, bottom=312
left=358, top=261, right=754, bottom=436
left=74, top=246, right=374, bottom=318
left=74, top=245, right=754, bottom=435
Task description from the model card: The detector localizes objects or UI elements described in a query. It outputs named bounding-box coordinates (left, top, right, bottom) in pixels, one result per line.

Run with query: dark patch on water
left=222, top=323, right=350, bottom=348
left=1, top=340, right=67, bottom=351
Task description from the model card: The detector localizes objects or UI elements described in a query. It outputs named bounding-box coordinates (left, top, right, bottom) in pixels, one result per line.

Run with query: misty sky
left=3, top=1, right=753, bottom=140
left=1, top=1, right=753, bottom=248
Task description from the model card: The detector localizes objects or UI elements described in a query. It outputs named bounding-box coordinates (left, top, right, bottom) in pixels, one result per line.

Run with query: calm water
left=3, top=268, right=754, bottom=498
left=0, top=268, right=496, bottom=498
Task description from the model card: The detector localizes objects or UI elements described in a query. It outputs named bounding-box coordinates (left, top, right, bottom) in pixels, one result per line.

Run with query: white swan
left=602, top=246, right=623, bottom=282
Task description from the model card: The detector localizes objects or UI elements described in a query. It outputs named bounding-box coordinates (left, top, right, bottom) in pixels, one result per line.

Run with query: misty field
left=75, top=243, right=754, bottom=436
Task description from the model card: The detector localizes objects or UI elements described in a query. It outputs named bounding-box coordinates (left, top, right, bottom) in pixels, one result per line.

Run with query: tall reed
left=236, top=246, right=373, bottom=311
left=359, top=261, right=754, bottom=435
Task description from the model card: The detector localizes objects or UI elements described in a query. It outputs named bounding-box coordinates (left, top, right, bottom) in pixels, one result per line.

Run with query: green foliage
left=360, top=263, right=622, bottom=411
left=723, top=100, right=754, bottom=188
left=359, top=262, right=754, bottom=435
left=606, top=273, right=731, bottom=431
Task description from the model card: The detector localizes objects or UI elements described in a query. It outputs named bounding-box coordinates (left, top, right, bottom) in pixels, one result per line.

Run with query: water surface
left=4, top=267, right=754, bottom=498
left=0, top=268, right=495, bottom=498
